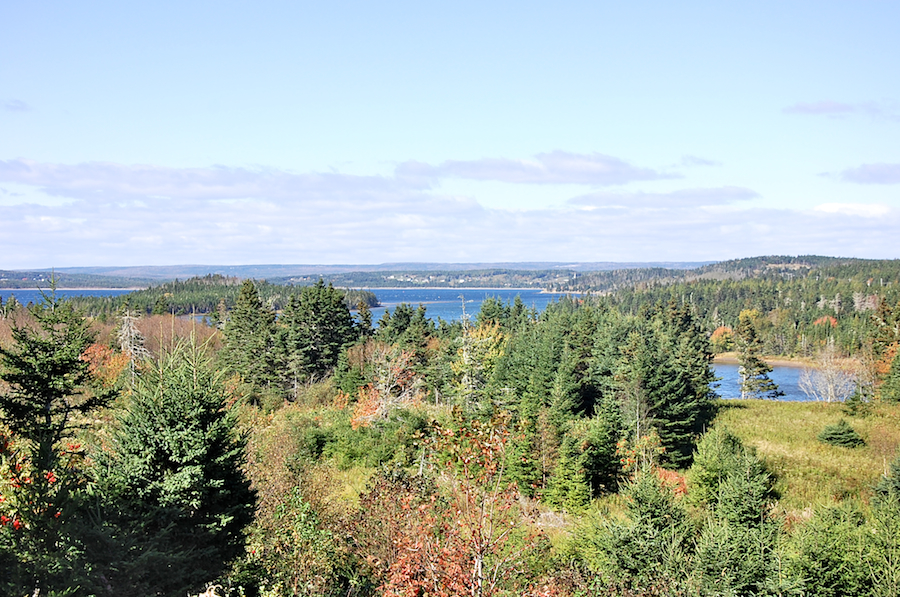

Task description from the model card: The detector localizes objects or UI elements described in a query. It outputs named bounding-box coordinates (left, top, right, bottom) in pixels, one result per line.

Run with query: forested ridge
left=1, top=266, right=900, bottom=595
left=43, top=274, right=380, bottom=319
left=564, top=257, right=900, bottom=359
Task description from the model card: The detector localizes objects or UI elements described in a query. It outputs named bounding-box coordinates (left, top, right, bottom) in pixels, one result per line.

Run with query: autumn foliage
left=379, top=412, right=544, bottom=597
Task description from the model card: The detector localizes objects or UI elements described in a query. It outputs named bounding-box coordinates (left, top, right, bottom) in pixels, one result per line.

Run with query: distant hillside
left=45, top=261, right=710, bottom=281
left=552, top=255, right=880, bottom=293
left=0, top=270, right=151, bottom=289
left=65, top=275, right=379, bottom=318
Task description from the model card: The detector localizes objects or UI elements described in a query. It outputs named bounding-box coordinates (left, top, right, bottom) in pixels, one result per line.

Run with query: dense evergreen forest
left=40, top=275, right=380, bottom=320
left=2, top=262, right=900, bottom=595
left=559, top=256, right=900, bottom=360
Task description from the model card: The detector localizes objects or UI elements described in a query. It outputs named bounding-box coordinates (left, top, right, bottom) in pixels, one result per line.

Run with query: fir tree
left=818, top=419, right=866, bottom=448
left=277, top=279, right=357, bottom=387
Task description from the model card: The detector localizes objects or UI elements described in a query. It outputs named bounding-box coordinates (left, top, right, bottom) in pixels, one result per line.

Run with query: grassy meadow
left=714, top=399, right=900, bottom=511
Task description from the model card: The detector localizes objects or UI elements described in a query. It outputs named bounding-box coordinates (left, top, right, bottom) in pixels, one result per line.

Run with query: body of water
left=366, top=288, right=561, bottom=323
left=713, top=362, right=808, bottom=402
left=0, top=288, right=135, bottom=306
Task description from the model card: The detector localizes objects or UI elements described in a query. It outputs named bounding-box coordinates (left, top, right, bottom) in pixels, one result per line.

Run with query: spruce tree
left=277, top=279, right=357, bottom=386
left=736, top=310, right=783, bottom=399
left=221, top=279, right=276, bottom=389
left=93, top=340, right=255, bottom=595
left=615, top=304, right=716, bottom=468
left=0, top=291, right=111, bottom=593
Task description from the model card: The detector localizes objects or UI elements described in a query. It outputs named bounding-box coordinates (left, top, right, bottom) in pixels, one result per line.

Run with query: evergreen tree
left=220, top=279, right=276, bottom=389
left=277, top=279, right=357, bottom=386
left=736, top=310, right=784, bottom=399
left=691, top=432, right=782, bottom=596
left=92, top=340, right=255, bottom=595
left=874, top=452, right=900, bottom=504
left=356, top=300, right=373, bottom=337
left=575, top=468, right=691, bottom=592
left=0, top=291, right=111, bottom=593
left=818, top=419, right=866, bottom=448
left=615, top=304, right=716, bottom=468
left=879, top=349, right=900, bottom=403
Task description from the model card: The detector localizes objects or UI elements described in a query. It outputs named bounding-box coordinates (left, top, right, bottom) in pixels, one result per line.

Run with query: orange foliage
left=654, top=467, right=687, bottom=497
left=80, top=343, right=129, bottom=387
left=710, top=325, right=733, bottom=340
left=380, top=414, right=542, bottom=597
left=875, top=342, right=898, bottom=379
left=813, top=315, right=838, bottom=328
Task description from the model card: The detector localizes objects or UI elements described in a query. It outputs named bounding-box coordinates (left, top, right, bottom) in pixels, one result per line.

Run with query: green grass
left=713, top=399, right=900, bottom=511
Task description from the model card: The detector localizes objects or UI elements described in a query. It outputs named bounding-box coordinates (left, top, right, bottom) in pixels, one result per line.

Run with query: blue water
left=0, top=288, right=134, bottom=306
left=713, top=363, right=807, bottom=402
left=366, top=288, right=561, bottom=324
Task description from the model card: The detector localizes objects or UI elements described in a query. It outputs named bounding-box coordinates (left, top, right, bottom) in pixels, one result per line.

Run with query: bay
left=0, top=286, right=816, bottom=403
left=366, top=288, right=561, bottom=323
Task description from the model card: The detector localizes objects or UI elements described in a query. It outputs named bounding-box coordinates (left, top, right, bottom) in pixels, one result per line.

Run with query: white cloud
left=837, top=163, right=900, bottom=185
left=569, top=187, right=758, bottom=209
left=2, top=99, right=29, bottom=112
left=814, top=203, right=891, bottom=218
left=396, top=151, right=677, bottom=186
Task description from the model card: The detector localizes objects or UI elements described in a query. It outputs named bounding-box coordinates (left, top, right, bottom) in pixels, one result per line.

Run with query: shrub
left=817, top=419, right=865, bottom=448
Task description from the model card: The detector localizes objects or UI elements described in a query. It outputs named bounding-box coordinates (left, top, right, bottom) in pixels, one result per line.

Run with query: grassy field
left=713, top=399, right=900, bottom=512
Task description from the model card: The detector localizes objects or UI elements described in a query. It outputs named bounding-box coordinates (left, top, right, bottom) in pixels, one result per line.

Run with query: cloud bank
left=396, top=151, right=678, bottom=185
left=0, top=158, right=896, bottom=268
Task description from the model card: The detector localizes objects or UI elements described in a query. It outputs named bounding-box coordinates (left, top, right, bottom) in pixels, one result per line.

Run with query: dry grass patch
left=714, top=399, right=900, bottom=511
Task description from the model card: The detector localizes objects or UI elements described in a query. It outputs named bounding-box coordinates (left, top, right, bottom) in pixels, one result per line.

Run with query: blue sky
left=1, top=1, right=898, bottom=268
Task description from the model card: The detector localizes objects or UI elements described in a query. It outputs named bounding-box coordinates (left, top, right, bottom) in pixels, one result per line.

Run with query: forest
left=2, top=266, right=900, bottom=596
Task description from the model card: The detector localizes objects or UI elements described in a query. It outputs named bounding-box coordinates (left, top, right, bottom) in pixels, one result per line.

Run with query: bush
left=817, top=419, right=865, bottom=448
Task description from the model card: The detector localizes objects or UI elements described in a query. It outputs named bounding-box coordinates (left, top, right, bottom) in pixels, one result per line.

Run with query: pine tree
left=93, top=340, right=255, bottom=595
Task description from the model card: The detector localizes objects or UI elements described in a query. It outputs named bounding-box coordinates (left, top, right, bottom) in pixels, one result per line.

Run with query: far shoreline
left=0, top=287, right=143, bottom=291
left=713, top=352, right=845, bottom=369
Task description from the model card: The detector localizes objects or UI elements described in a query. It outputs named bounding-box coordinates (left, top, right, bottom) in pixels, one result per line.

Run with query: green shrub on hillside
left=817, top=419, right=865, bottom=448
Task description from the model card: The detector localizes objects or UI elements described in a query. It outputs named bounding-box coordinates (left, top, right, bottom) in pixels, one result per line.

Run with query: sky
left=1, top=1, right=899, bottom=268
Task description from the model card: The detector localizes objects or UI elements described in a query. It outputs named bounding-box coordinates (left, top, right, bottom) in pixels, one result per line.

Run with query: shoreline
left=713, top=354, right=811, bottom=368
left=713, top=352, right=861, bottom=370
